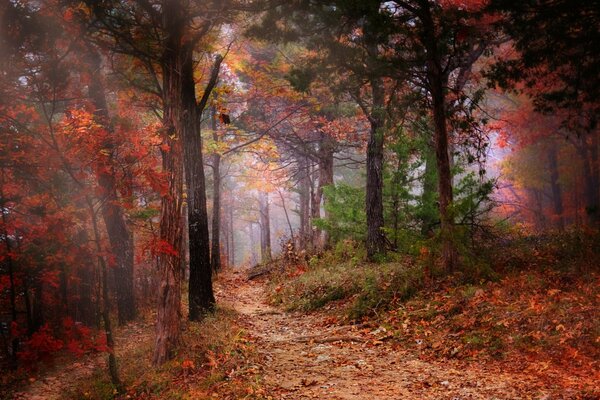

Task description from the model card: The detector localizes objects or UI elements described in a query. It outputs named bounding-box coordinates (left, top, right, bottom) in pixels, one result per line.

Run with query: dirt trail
left=220, top=272, right=565, bottom=400
left=9, top=272, right=580, bottom=399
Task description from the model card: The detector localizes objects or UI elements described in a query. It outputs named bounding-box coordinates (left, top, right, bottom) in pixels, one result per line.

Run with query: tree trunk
left=88, top=199, right=122, bottom=391
left=547, top=140, right=564, bottom=230
left=277, top=188, right=295, bottom=242
left=180, top=44, right=215, bottom=321
left=153, top=2, right=186, bottom=364
left=0, top=182, right=18, bottom=369
left=390, top=158, right=402, bottom=249
left=210, top=106, right=222, bottom=273
left=86, top=48, right=136, bottom=324
left=366, top=77, right=386, bottom=261
left=76, top=263, right=96, bottom=328
left=310, top=161, right=321, bottom=249
left=578, top=135, right=600, bottom=226
left=317, top=135, right=335, bottom=249
left=421, top=1, right=456, bottom=271
left=298, top=156, right=311, bottom=251
left=249, top=223, right=258, bottom=265
left=420, top=140, right=438, bottom=236
left=221, top=191, right=229, bottom=268
left=259, top=192, right=272, bottom=263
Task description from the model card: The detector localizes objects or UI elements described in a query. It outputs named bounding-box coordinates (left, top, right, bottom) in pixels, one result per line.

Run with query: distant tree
left=488, top=0, right=600, bottom=225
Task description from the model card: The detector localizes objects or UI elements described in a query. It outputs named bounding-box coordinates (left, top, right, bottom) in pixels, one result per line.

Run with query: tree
left=85, top=0, right=232, bottom=361
left=252, top=0, right=497, bottom=268
left=488, top=0, right=600, bottom=225
left=249, top=2, right=393, bottom=260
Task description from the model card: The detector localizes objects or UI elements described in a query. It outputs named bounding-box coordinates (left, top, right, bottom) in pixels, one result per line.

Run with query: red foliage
left=18, top=325, right=64, bottom=363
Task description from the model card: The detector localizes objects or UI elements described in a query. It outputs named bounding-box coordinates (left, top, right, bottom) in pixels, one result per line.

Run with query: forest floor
left=7, top=266, right=599, bottom=400
left=217, top=271, right=598, bottom=400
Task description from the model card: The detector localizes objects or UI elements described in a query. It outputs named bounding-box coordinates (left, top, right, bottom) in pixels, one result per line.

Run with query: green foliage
left=453, top=171, right=495, bottom=227
left=286, top=67, right=315, bottom=93
left=314, top=183, right=365, bottom=243
left=383, top=130, right=423, bottom=250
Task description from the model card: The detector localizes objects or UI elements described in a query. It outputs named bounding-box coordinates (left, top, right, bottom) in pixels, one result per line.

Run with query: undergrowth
left=68, top=305, right=266, bottom=399
left=269, top=240, right=424, bottom=320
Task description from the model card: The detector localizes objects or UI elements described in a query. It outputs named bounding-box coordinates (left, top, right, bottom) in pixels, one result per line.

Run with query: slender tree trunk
left=366, top=77, right=386, bottom=260
left=277, top=188, right=295, bottom=242
left=154, top=2, right=185, bottom=364
left=391, top=158, right=402, bottom=249
left=221, top=191, right=229, bottom=268
left=59, top=264, right=69, bottom=317
left=229, top=206, right=235, bottom=266
left=249, top=223, right=258, bottom=265
left=421, top=1, right=456, bottom=271
left=76, top=262, right=96, bottom=328
left=298, top=157, right=311, bottom=251
left=86, top=48, right=136, bottom=324
left=210, top=106, right=222, bottom=273
left=317, top=135, right=335, bottom=249
left=259, top=192, right=272, bottom=263
left=310, top=161, right=321, bottom=249
left=1, top=183, right=18, bottom=369
left=420, top=140, right=438, bottom=236
left=547, top=140, right=564, bottom=230
left=87, top=200, right=122, bottom=391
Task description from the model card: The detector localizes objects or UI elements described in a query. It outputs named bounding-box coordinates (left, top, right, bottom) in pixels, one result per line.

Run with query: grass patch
left=269, top=242, right=423, bottom=320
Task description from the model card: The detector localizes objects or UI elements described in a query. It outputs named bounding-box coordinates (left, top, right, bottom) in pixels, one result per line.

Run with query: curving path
left=218, top=271, right=567, bottom=400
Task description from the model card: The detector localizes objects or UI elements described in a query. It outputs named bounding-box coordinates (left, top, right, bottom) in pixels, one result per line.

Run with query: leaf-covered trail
left=219, top=272, right=565, bottom=400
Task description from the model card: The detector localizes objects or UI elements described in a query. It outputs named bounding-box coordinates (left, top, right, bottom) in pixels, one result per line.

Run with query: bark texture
left=181, top=44, right=215, bottom=321
left=153, top=1, right=186, bottom=365
left=366, top=77, right=386, bottom=260
left=259, top=192, right=272, bottom=263
left=421, top=0, right=457, bottom=271
left=210, top=106, right=222, bottom=272
left=317, top=135, right=335, bottom=249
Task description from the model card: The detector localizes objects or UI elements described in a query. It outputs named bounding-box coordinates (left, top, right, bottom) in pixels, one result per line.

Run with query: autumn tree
left=488, top=0, right=600, bottom=225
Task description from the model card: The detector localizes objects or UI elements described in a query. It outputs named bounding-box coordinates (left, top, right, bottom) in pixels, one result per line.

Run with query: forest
left=0, top=0, right=598, bottom=399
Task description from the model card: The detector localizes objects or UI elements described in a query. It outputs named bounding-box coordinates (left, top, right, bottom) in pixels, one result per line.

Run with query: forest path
left=219, top=271, right=556, bottom=400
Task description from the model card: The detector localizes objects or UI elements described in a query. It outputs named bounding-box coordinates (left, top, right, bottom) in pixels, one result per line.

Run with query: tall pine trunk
left=298, top=156, right=312, bottom=251
left=366, top=77, right=386, bottom=260
left=153, top=1, right=186, bottom=364
left=86, top=48, right=136, bottom=324
left=181, top=44, right=215, bottom=320
left=317, top=135, right=335, bottom=249
left=421, top=1, right=456, bottom=271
